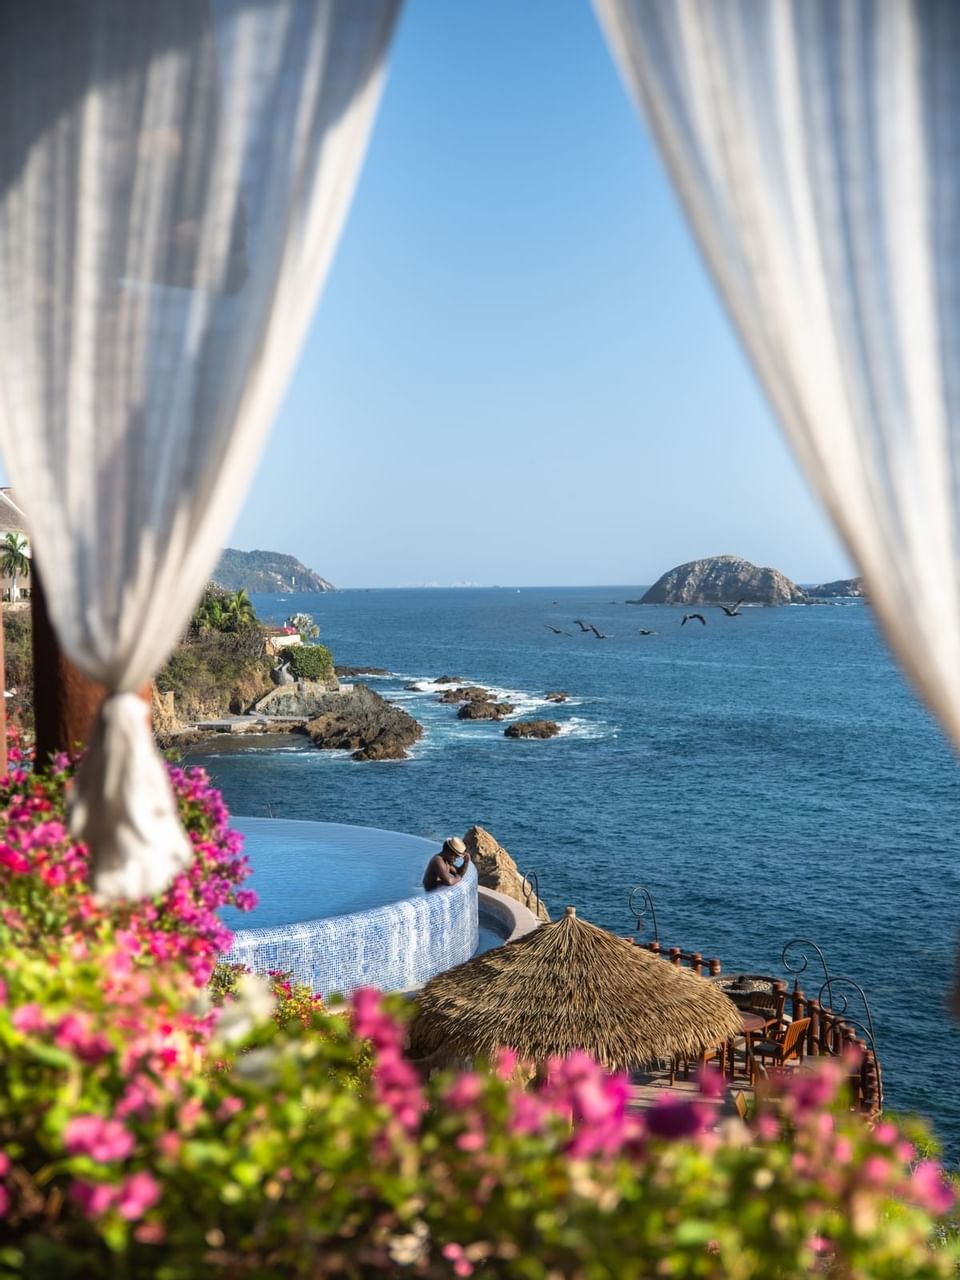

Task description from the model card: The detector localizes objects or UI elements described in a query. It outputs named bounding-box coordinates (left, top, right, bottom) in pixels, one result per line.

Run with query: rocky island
left=638, top=555, right=806, bottom=605
left=214, top=548, right=334, bottom=594
left=806, top=576, right=865, bottom=598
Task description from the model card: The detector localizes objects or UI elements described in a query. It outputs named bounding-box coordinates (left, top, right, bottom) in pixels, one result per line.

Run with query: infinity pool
left=221, top=816, right=434, bottom=931
left=221, top=817, right=479, bottom=997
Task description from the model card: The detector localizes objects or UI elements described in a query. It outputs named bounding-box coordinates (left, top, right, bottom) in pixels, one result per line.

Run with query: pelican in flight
left=573, top=619, right=591, bottom=632
left=543, top=624, right=573, bottom=637
left=718, top=600, right=744, bottom=617
left=681, top=613, right=707, bottom=627
left=589, top=624, right=611, bottom=639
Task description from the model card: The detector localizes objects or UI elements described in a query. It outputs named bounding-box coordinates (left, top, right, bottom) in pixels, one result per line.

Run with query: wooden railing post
left=668, top=947, right=681, bottom=967
left=709, top=957, right=721, bottom=976
left=806, top=998, right=820, bottom=1056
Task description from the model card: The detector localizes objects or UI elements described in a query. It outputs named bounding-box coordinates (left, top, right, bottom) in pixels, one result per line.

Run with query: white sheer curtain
left=0, top=0, right=400, bottom=898
left=593, top=0, right=960, bottom=752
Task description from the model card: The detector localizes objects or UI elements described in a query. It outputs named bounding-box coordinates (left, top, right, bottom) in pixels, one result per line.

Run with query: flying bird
left=573, top=619, right=591, bottom=632
left=589, top=624, right=611, bottom=639
left=718, top=600, right=744, bottom=617
left=543, top=624, right=573, bottom=637
left=681, top=614, right=707, bottom=627
left=638, top=629, right=656, bottom=636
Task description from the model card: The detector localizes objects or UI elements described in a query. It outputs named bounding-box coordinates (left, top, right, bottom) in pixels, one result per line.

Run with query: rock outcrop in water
left=438, top=686, right=491, bottom=705
left=302, top=685, right=423, bottom=761
left=640, top=555, right=806, bottom=605
left=505, top=720, right=560, bottom=739
left=544, top=691, right=568, bottom=703
left=252, top=679, right=339, bottom=718
left=458, top=700, right=514, bottom=721
left=462, top=825, right=550, bottom=922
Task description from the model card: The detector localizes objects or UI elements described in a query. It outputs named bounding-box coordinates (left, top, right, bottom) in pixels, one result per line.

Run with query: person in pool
left=422, top=836, right=470, bottom=890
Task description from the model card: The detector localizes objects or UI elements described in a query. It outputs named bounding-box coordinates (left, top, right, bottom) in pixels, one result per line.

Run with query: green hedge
left=285, top=643, right=334, bottom=682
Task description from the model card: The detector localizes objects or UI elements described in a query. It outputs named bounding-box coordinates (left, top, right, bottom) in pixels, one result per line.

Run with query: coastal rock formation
left=214, top=548, right=334, bottom=594
left=457, top=700, right=514, bottom=721
left=251, top=680, right=340, bottom=718
left=151, top=688, right=179, bottom=735
left=640, top=555, right=806, bottom=605
left=335, top=665, right=389, bottom=677
left=505, top=720, right=561, bottom=739
left=806, top=576, right=865, bottom=598
left=434, top=674, right=466, bottom=685
left=303, top=684, right=422, bottom=761
left=544, top=691, right=568, bottom=703
left=438, top=686, right=491, bottom=704
left=462, top=826, right=550, bottom=923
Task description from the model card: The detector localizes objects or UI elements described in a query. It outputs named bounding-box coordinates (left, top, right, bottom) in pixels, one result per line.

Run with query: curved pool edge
left=224, top=861, right=479, bottom=1000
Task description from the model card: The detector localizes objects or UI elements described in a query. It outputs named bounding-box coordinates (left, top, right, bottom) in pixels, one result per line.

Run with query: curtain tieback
left=69, top=691, right=193, bottom=901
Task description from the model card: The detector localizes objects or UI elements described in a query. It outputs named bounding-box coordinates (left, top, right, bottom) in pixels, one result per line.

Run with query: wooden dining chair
left=751, top=1017, right=811, bottom=1077
left=747, top=988, right=785, bottom=1036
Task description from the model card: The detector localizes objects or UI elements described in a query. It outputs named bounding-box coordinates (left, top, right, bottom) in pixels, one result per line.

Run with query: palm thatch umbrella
left=409, top=907, right=741, bottom=1072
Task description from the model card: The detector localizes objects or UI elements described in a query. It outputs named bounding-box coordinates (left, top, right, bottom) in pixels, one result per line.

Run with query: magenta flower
left=116, top=1171, right=161, bottom=1221
left=910, top=1161, right=955, bottom=1215
left=11, top=1003, right=45, bottom=1034
left=646, top=1097, right=710, bottom=1141
left=64, top=1115, right=135, bottom=1163
left=70, top=1180, right=119, bottom=1218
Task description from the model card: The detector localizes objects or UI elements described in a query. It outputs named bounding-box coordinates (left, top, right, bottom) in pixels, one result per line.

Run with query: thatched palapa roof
left=410, top=907, right=741, bottom=1071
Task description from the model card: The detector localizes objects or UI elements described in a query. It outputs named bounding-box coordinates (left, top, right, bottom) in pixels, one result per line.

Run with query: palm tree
left=0, top=533, right=29, bottom=603
left=222, top=588, right=257, bottom=632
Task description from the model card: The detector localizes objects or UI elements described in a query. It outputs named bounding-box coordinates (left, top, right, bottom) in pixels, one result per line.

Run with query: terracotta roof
left=0, top=489, right=28, bottom=535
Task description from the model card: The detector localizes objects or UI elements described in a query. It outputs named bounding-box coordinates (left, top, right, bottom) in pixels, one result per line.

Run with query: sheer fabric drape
left=593, top=0, right=960, bottom=751
left=0, top=0, right=400, bottom=897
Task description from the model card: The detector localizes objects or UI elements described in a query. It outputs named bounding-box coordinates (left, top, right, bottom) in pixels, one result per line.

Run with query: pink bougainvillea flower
left=11, top=1003, right=45, bottom=1034
left=54, top=1013, right=111, bottom=1064
left=646, top=1097, right=710, bottom=1141
left=70, top=1180, right=119, bottom=1218
left=910, top=1161, right=955, bottom=1215
left=64, top=1115, right=135, bottom=1163
left=116, top=1171, right=161, bottom=1221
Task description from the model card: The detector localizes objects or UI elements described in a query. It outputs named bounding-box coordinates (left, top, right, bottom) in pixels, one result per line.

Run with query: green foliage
left=1, top=608, right=32, bottom=723
left=285, top=642, right=334, bottom=683
left=190, top=586, right=258, bottom=636
left=0, top=752, right=954, bottom=1279
left=285, top=611, right=320, bottom=641
left=156, top=632, right=272, bottom=719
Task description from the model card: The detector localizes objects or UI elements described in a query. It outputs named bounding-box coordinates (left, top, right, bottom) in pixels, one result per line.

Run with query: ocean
left=188, top=585, right=960, bottom=1156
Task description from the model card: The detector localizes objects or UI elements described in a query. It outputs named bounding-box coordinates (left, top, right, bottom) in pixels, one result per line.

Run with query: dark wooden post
left=792, top=986, right=806, bottom=1024
left=668, top=947, right=681, bottom=967
left=31, top=570, right=151, bottom=765
left=691, top=951, right=703, bottom=976
left=806, top=998, right=821, bottom=1055
left=709, top=957, right=721, bottom=976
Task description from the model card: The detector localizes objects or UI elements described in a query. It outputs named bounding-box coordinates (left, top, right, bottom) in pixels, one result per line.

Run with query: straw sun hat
left=442, top=836, right=467, bottom=857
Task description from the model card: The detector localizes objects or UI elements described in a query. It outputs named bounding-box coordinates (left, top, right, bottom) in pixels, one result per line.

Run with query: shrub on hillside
left=285, top=642, right=334, bottom=683
left=0, top=737, right=954, bottom=1278
left=1, top=607, right=32, bottom=724
left=156, top=632, right=273, bottom=718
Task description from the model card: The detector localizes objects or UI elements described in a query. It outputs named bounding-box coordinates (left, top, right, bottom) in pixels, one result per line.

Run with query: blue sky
left=13, top=0, right=854, bottom=590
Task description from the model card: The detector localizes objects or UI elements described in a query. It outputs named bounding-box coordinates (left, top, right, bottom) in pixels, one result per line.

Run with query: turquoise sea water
left=190, top=586, right=960, bottom=1156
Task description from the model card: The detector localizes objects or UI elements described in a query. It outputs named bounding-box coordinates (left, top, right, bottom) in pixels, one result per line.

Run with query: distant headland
left=214, top=548, right=334, bottom=594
